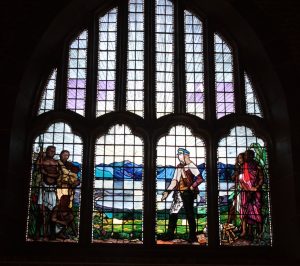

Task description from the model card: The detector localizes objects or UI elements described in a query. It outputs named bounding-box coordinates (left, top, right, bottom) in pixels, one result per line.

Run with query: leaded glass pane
left=97, top=8, right=118, bottom=117
left=214, top=33, right=234, bottom=119
left=93, top=124, right=144, bottom=244
left=217, top=126, right=272, bottom=246
left=67, top=31, right=88, bottom=116
left=26, top=123, right=83, bottom=242
left=156, top=125, right=207, bottom=245
left=126, top=0, right=144, bottom=117
left=155, top=0, right=174, bottom=118
left=245, top=73, right=263, bottom=117
left=38, top=69, right=57, bottom=115
left=184, top=11, right=204, bottom=119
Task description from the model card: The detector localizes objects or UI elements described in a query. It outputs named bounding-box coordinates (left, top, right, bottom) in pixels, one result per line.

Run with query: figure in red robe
left=238, top=149, right=264, bottom=239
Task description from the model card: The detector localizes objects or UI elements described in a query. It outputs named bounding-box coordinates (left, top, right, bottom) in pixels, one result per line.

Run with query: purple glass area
left=216, top=82, right=234, bottom=118
left=97, top=81, right=115, bottom=102
left=67, top=81, right=86, bottom=110
left=186, top=83, right=204, bottom=103
left=68, top=78, right=86, bottom=89
left=187, top=92, right=204, bottom=103
left=97, top=80, right=115, bottom=91
left=216, top=82, right=233, bottom=93
left=67, top=99, right=85, bottom=110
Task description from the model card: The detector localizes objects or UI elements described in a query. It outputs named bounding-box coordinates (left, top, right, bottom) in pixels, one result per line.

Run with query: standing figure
left=161, top=148, right=204, bottom=243
left=36, top=145, right=59, bottom=239
left=239, top=149, right=264, bottom=239
left=221, top=153, right=244, bottom=244
left=57, top=150, right=80, bottom=208
left=227, top=152, right=245, bottom=225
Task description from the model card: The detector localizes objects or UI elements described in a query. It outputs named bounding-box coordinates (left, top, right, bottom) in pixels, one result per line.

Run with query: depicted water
left=94, top=180, right=234, bottom=211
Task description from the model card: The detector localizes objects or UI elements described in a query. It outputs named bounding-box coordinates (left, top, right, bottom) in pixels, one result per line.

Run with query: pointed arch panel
left=97, top=8, right=118, bottom=117
left=217, top=126, right=271, bottom=246
left=214, top=34, right=234, bottom=119
left=184, top=11, right=204, bottom=119
left=245, top=73, right=263, bottom=117
left=155, top=0, right=174, bottom=118
left=156, top=125, right=207, bottom=245
left=67, top=30, right=88, bottom=116
left=93, top=124, right=144, bottom=244
left=126, top=0, right=145, bottom=117
left=38, top=68, right=57, bottom=115
left=26, top=122, right=83, bottom=242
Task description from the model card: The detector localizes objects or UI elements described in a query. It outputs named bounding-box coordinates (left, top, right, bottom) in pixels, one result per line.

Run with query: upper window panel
left=214, top=33, right=234, bottom=119
left=67, top=30, right=88, bottom=116
left=245, top=73, right=263, bottom=117
left=155, top=0, right=174, bottom=118
left=38, top=68, right=57, bottom=115
left=126, top=0, right=145, bottom=117
left=184, top=11, right=204, bottom=119
left=97, top=8, right=118, bottom=117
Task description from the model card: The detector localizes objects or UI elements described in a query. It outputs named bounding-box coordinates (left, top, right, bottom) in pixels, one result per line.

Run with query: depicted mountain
left=95, top=161, right=207, bottom=181
left=156, top=166, right=176, bottom=181
left=95, top=160, right=208, bottom=181
left=95, top=160, right=143, bottom=181
left=157, top=163, right=206, bottom=181
left=217, top=162, right=235, bottom=181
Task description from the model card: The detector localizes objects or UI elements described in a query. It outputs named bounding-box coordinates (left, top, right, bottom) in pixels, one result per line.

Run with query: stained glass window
left=93, top=124, right=144, bottom=243
left=126, top=0, right=144, bottom=117
left=67, top=30, right=88, bottom=116
left=38, top=68, right=57, bottom=115
left=97, top=8, right=118, bottom=117
left=184, top=11, right=204, bottom=119
left=215, top=33, right=234, bottom=119
left=28, top=1, right=272, bottom=248
left=26, top=122, right=83, bottom=242
left=217, top=126, right=271, bottom=246
left=155, top=0, right=174, bottom=118
left=245, top=73, right=263, bottom=117
left=156, top=125, right=207, bottom=245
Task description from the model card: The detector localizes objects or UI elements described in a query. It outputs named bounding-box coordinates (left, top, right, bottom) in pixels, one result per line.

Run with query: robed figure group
left=28, top=145, right=80, bottom=241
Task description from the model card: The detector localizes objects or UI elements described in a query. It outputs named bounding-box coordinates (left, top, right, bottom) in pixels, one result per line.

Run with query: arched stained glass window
left=217, top=126, right=271, bottom=246
left=93, top=124, right=144, bottom=243
left=156, top=125, right=207, bottom=245
left=97, top=9, right=118, bottom=117
left=184, top=11, right=204, bottom=119
left=245, top=73, right=263, bottom=117
left=126, top=0, right=145, bottom=117
left=215, top=33, right=234, bottom=119
left=67, top=30, right=88, bottom=116
left=155, top=0, right=174, bottom=118
left=26, top=0, right=272, bottom=247
left=38, top=68, right=57, bottom=115
left=26, top=122, right=83, bottom=242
